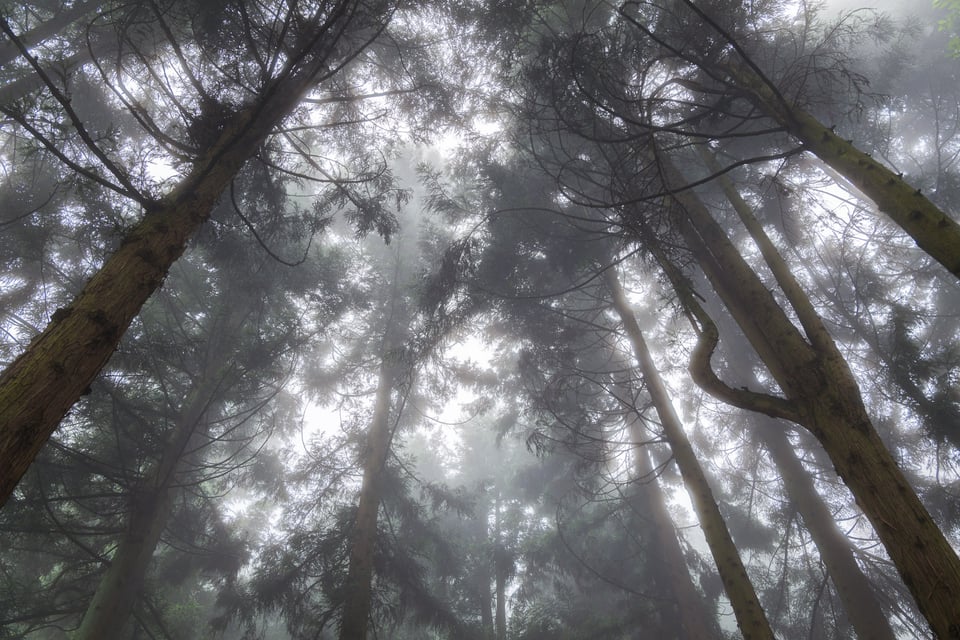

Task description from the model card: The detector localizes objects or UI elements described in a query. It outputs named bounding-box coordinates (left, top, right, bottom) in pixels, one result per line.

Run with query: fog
left=1, top=1, right=959, bottom=639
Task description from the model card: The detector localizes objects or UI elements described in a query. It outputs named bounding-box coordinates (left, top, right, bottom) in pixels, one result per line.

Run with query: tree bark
left=76, top=356, right=230, bottom=639
left=338, top=354, right=399, bottom=640
left=761, top=422, right=895, bottom=639
left=479, top=534, right=494, bottom=639
left=625, top=413, right=720, bottom=640
left=723, top=61, right=960, bottom=279
left=704, top=150, right=898, bottom=639
left=657, top=152, right=960, bottom=639
left=605, top=269, right=775, bottom=640
left=494, top=491, right=507, bottom=640
left=0, top=21, right=350, bottom=505
left=0, top=0, right=101, bottom=68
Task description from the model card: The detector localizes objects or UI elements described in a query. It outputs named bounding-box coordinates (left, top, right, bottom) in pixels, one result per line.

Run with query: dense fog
left=1, top=1, right=960, bottom=638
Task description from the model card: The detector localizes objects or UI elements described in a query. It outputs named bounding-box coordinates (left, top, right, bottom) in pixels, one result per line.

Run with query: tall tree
left=616, top=0, right=960, bottom=279
left=605, top=268, right=774, bottom=640
left=0, top=0, right=442, bottom=503
left=511, top=3, right=960, bottom=632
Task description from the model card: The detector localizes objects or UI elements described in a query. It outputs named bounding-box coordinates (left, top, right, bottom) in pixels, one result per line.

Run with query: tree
left=617, top=0, right=960, bottom=279
left=0, top=219, right=327, bottom=637
left=0, top=0, right=440, bottom=503
left=605, top=268, right=774, bottom=640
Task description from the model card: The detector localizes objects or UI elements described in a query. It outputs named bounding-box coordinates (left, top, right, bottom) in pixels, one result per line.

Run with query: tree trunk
left=723, top=60, right=960, bottom=279
left=476, top=511, right=495, bottom=639
left=0, top=46, right=96, bottom=106
left=761, top=422, right=895, bottom=639
left=0, top=0, right=100, bottom=68
left=625, top=413, right=720, bottom=640
left=338, top=355, right=399, bottom=640
left=76, top=359, right=229, bottom=639
left=658, top=152, right=960, bottom=638
left=0, top=42, right=339, bottom=505
left=605, top=269, right=776, bottom=640
left=494, top=491, right=507, bottom=640
left=479, top=560, right=494, bottom=638
left=704, top=157, right=898, bottom=639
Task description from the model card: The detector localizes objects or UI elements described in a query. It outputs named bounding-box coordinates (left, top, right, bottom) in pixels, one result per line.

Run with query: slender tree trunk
left=605, top=269, right=776, bottom=640
left=76, top=359, right=229, bottom=639
left=494, top=492, right=507, bottom=640
left=721, top=60, right=960, bottom=279
left=657, top=152, right=960, bottom=638
left=625, top=412, right=720, bottom=640
left=475, top=509, right=495, bottom=639
left=0, top=39, right=342, bottom=505
left=479, top=556, right=494, bottom=638
left=338, top=354, right=399, bottom=640
left=0, top=0, right=100, bottom=68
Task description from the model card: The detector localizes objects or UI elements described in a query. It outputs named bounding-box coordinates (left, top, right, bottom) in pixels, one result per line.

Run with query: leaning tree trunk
left=723, top=60, right=960, bottom=279
left=0, top=0, right=100, bottom=68
left=705, top=155, right=899, bottom=640
left=622, top=408, right=720, bottom=640
left=761, top=421, right=896, bottom=639
left=338, top=352, right=401, bottom=640
left=0, top=23, right=350, bottom=505
left=605, top=269, right=776, bottom=640
left=0, top=48, right=93, bottom=105
left=75, top=299, right=244, bottom=639
left=654, top=151, right=960, bottom=638
left=75, top=364, right=228, bottom=639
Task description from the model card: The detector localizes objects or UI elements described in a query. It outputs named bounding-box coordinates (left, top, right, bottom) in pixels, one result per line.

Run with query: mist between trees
left=1, top=0, right=960, bottom=638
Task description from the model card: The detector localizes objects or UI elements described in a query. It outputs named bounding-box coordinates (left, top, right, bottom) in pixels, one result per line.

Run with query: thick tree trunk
left=658, top=153, right=960, bottom=638
left=605, top=269, right=775, bottom=640
left=761, top=422, right=895, bottom=640
left=625, top=414, right=720, bottom=640
left=76, top=355, right=231, bottom=639
left=0, top=56, right=330, bottom=505
left=338, top=355, right=398, bottom=640
left=705, top=158, right=898, bottom=639
left=724, top=61, right=960, bottom=279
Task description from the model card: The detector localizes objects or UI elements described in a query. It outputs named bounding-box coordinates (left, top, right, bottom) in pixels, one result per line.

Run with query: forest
left=1, top=0, right=959, bottom=638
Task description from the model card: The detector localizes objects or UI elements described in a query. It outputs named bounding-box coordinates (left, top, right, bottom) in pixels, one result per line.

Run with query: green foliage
left=935, top=0, right=960, bottom=56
